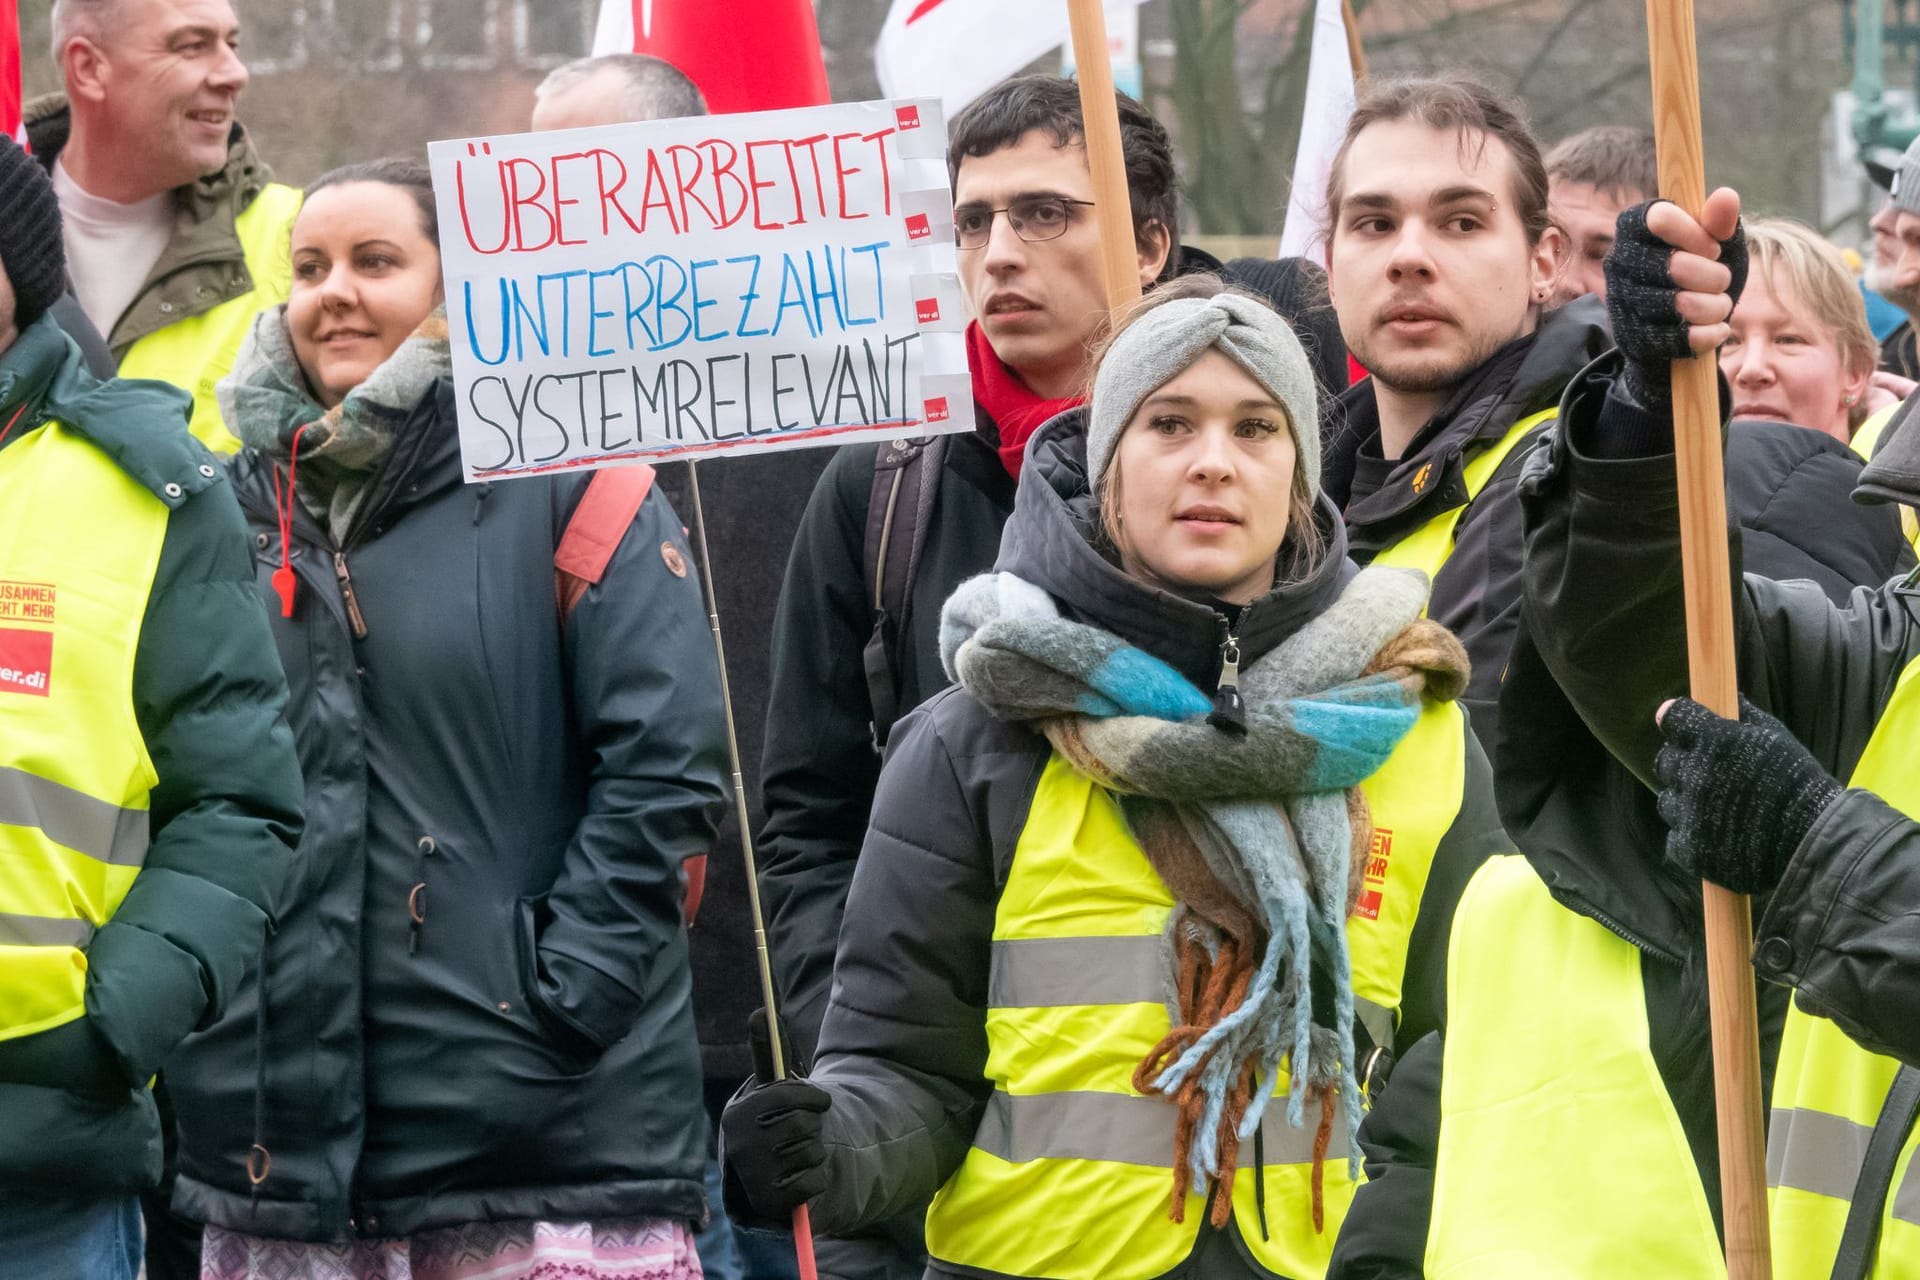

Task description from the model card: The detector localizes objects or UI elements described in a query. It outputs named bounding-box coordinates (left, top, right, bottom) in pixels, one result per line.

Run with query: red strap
left=556, top=465, right=655, bottom=619
left=682, top=854, right=708, bottom=926
left=272, top=423, right=321, bottom=617
left=0, top=403, right=29, bottom=447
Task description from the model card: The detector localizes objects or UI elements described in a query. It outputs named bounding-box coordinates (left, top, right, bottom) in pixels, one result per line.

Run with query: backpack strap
left=552, top=463, right=711, bottom=923
left=1829, top=1064, right=1920, bottom=1280
left=556, top=465, right=655, bottom=621
left=861, top=435, right=948, bottom=751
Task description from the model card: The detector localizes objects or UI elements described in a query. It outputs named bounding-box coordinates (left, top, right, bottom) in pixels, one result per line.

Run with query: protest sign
left=428, top=99, right=974, bottom=481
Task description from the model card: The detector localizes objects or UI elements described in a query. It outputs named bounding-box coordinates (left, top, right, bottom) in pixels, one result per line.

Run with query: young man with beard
left=1320, top=75, right=1611, bottom=752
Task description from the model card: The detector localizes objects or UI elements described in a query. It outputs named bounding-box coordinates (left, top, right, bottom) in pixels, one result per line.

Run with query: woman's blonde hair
left=1085, top=274, right=1326, bottom=574
left=1742, top=218, right=1878, bottom=424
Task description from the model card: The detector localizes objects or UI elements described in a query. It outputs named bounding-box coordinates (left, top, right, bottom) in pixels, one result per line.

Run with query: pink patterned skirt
left=200, top=1219, right=702, bottom=1280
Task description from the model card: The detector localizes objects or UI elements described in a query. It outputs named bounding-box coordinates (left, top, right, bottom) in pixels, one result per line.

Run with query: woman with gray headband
left=722, top=274, right=1504, bottom=1279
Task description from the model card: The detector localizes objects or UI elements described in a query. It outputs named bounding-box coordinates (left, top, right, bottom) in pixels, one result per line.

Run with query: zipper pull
left=1209, top=632, right=1248, bottom=736
left=334, top=550, right=369, bottom=639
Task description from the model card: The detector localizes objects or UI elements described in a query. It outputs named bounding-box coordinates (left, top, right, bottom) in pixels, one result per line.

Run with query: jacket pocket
left=512, top=895, right=604, bottom=1078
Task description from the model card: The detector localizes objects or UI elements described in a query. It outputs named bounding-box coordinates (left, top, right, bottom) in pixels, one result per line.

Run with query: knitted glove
left=1605, top=201, right=1748, bottom=410
left=1653, top=696, right=1842, bottom=894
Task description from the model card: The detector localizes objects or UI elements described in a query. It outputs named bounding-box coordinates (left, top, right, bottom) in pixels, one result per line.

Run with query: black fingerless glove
left=1653, top=695, right=1842, bottom=894
left=1605, top=201, right=1748, bottom=410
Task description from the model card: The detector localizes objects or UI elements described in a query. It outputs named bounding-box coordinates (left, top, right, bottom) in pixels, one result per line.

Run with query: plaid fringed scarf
left=940, top=567, right=1468, bottom=1230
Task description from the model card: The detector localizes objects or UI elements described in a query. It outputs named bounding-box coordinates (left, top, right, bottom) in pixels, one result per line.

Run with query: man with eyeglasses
left=750, top=74, right=1179, bottom=1280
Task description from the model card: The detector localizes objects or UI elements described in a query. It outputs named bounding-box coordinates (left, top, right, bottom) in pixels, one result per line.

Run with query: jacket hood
left=1855, top=393, right=1920, bottom=508
left=1330, top=293, right=1611, bottom=541
left=25, top=91, right=277, bottom=224
left=995, top=407, right=1356, bottom=690
left=0, top=315, right=216, bottom=509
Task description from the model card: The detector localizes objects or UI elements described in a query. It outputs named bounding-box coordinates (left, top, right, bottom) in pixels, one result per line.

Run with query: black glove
left=720, top=1076, right=832, bottom=1222
left=1605, top=201, right=1748, bottom=410
left=1653, top=695, right=1842, bottom=894
left=720, top=1007, right=829, bottom=1223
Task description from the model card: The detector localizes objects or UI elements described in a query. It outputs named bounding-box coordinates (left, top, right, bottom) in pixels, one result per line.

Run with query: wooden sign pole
left=1643, top=0, right=1773, bottom=1273
left=1066, top=0, right=1145, bottom=310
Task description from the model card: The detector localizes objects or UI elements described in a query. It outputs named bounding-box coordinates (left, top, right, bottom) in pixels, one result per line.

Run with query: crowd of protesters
left=6, top=0, right=1920, bottom=1279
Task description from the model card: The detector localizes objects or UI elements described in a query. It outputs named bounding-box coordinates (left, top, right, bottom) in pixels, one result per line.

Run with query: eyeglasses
left=953, top=196, right=1096, bottom=249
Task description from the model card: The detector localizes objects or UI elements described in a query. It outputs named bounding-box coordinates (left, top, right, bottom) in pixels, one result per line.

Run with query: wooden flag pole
left=1643, top=1, right=1773, bottom=1274
left=1341, top=0, right=1368, bottom=81
left=684, top=458, right=818, bottom=1280
left=1067, top=0, right=1144, bottom=310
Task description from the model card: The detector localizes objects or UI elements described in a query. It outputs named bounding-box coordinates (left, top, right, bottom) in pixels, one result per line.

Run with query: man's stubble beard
left=1350, top=329, right=1511, bottom=396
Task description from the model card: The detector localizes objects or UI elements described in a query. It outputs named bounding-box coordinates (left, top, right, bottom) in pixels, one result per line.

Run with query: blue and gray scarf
left=941, top=565, right=1468, bottom=1228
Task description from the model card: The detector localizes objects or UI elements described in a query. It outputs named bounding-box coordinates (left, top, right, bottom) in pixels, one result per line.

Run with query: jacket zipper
left=334, top=551, right=369, bottom=639
left=1209, top=612, right=1249, bottom=734
left=1580, top=900, right=1682, bottom=967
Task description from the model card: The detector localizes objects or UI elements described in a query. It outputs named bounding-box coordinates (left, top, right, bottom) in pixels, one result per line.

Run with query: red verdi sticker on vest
left=1354, top=826, right=1393, bottom=921
left=0, top=582, right=56, bottom=696
left=0, top=627, right=53, bottom=697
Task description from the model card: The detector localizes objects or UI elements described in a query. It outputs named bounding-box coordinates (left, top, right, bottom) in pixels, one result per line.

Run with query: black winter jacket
left=1325, top=297, right=1612, bottom=754
left=167, top=381, right=729, bottom=1242
left=1328, top=360, right=1920, bottom=1278
left=796, top=412, right=1508, bottom=1279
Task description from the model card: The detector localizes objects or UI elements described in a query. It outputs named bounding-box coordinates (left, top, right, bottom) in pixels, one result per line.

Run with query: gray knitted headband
left=1087, top=292, right=1321, bottom=502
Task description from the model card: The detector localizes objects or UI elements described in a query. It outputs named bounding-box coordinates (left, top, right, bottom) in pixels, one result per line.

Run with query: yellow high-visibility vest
left=1425, top=855, right=1727, bottom=1278
left=116, top=182, right=302, bottom=456
left=1850, top=402, right=1920, bottom=553
left=0, top=420, right=166, bottom=1039
left=1768, top=647, right=1920, bottom=1279
left=1371, top=408, right=1556, bottom=583
left=923, top=699, right=1466, bottom=1280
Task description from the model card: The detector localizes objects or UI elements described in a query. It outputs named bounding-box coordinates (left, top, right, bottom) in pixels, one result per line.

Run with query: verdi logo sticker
left=0, top=581, right=56, bottom=696
left=1354, top=826, right=1393, bottom=921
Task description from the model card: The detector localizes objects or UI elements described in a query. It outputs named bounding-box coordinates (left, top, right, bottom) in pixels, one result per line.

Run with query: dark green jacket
left=169, top=381, right=728, bottom=1242
left=0, top=317, right=304, bottom=1196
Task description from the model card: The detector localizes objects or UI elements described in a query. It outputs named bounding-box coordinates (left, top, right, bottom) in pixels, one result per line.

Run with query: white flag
left=876, top=0, right=1149, bottom=117
left=1277, top=0, right=1357, bottom=264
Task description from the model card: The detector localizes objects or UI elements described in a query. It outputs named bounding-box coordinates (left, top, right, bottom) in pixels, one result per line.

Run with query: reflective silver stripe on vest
left=1770, top=1106, right=1920, bottom=1228
left=988, top=935, right=1397, bottom=1050
left=971, top=1089, right=1352, bottom=1168
left=1769, top=1107, right=1874, bottom=1202
left=1894, top=1155, right=1920, bottom=1230
left=0, top=766, right=149, bottom=868
left=0, top=913, right=94, bottom=948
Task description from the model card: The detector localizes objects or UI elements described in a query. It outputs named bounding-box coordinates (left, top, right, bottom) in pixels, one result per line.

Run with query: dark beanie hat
left=0, top=137, right=68, bottom=330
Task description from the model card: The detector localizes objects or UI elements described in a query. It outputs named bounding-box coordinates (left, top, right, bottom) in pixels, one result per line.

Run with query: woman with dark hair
left=163, top=157, right=729, bottom=1280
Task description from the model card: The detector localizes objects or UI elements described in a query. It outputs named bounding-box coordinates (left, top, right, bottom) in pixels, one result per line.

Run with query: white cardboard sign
left=428, top=98, right=973, bottom=481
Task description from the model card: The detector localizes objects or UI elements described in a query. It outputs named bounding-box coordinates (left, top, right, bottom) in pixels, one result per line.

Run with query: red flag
left=592, top=0, right=829, bottom=115
left=2, top=0, right=23, bottom=143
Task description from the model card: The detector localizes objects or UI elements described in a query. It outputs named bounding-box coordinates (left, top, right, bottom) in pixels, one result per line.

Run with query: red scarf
left=966, top=322, right=1083, bottom=479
